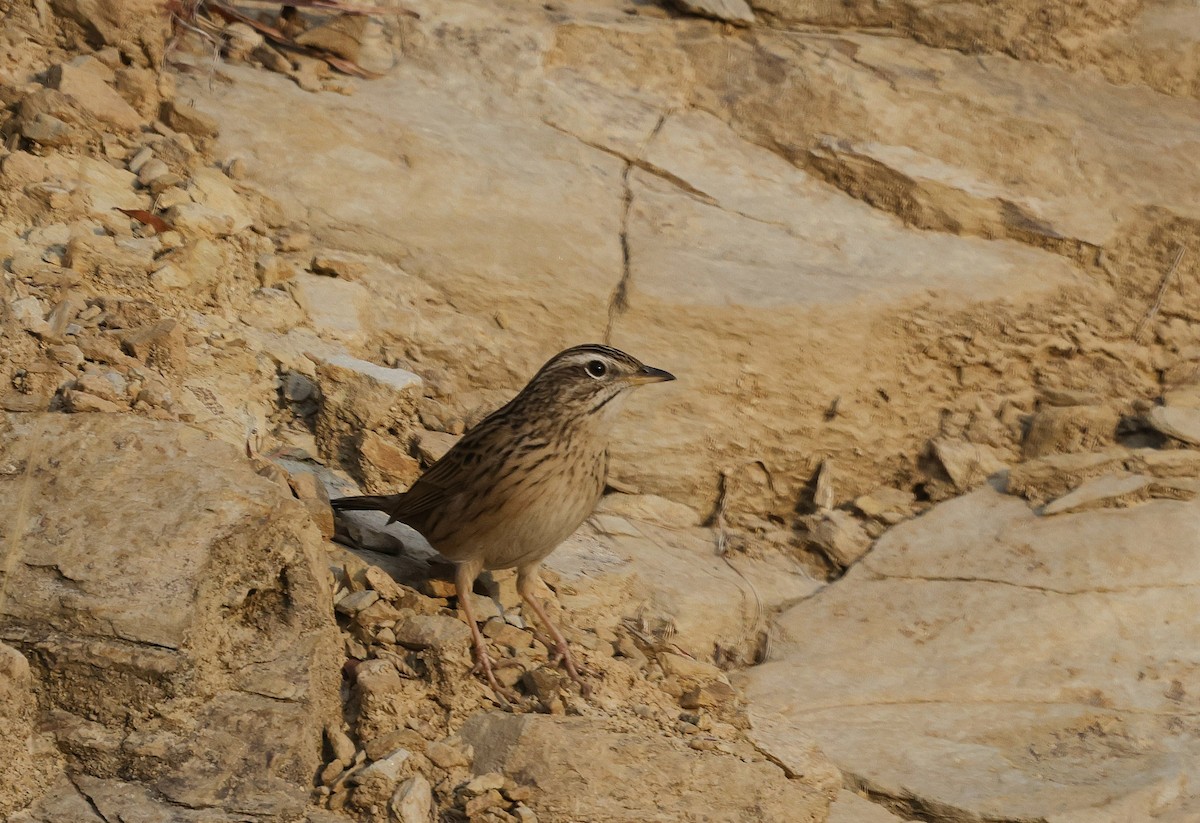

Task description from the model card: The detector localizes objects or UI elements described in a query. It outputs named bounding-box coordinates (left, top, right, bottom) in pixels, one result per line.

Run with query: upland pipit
left=331, top=344, right=675, bottom=695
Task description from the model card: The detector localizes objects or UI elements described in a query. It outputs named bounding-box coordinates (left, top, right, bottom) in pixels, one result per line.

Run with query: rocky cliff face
left=194, top=0, right=1200, bottom=522
left=2, top=0, right=1200, bottom=820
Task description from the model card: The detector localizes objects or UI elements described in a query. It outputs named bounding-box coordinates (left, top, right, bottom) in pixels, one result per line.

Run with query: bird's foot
left=471, top=643, right=521, bottom=704
left=548, top=641, right=593, bottom=697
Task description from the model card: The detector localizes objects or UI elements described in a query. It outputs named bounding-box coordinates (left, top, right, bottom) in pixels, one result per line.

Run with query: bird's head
left=522, top=344, right=675, bottom=421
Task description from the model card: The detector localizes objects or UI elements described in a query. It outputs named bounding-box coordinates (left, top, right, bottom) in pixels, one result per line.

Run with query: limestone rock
left=66, top=234, right=156, bottom=278
left=1007, top=447, right=1200, bottom=506
left=425, top=738, right=472, bottom=769
left=48, top=60, right=141, bottom=130
left=929, top=437, right=1007, bottom=492
left=314, top=353, right=422, bottom=472
left=119, top=318, right=187, bottom=373
left=223, top=22, right=264, bottom=60
left=828, top=791, right=904, bottom=823
left=257, top=252, right=301, bottom=286
left=349, top=747, right=411, bottom=809
left=1162, top=384, right=1200, bottom=409
left=1023, top=405, right=1120, bottom=458
left=671, top=0, right=754, bottom=26
left=11, top=297, right=50, bottom=336
left=325, top=724, right=357, bottom=767
left=1041, top=472, right=1198, bottom=515
left=1146, top=405, right=1200, bottom=447
left=748, top=0, right=1200, bottom=100
left=414, top=428, right=458, bottom=464
left=241, top=286, right=305, bottom=332
left=461, top=713, right=837, bottom=822
left=1005, top=448, right=1130, bottom=504
left=0, top=413, right=341, bottom=818
left=391, top=774, right=434, bottom=823
left=747, top=486, right=1200, bottom=821
left=290, top=273, right=371, bottom=344
left=311, top=250, right=371, bottom=279
left=161, top=100, right=220, bottom=139
left=594, top=492, right=701, bottom=528
left=0, top=644, right=60, bottom=818
left=21, top=113, right=73, bottom=146
left=46, top=0, right=170, bottom=66
left=357, top=429, right=421, bottom=493
left=546, top=518, right=820, bottom=667
left=192, top=0, right=1200, bottom=517
left=188, top=166, right=254, bottom=233
left=167, top=237, right=229, bottom=290
left=294, top=14, right=396, bottom=75
left=807, top=509, right=872, bottom=568
left=393, top=614, right=471, bottom=653
left=336, top=589, right=380, bottom=616
left=45, top=152, right=145, bottom=216
left=164, top=202, right=236, bottom=238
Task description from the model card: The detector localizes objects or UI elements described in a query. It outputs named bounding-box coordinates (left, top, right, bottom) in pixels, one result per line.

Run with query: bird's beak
left=629, top=364, right=676, bottom=385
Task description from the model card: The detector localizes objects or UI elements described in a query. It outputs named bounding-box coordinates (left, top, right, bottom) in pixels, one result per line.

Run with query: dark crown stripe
left=532, top=343, right=642, bottom=378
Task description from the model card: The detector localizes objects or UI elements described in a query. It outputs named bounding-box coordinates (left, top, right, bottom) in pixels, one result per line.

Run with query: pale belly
left=422, top=444, right=607, bottom=571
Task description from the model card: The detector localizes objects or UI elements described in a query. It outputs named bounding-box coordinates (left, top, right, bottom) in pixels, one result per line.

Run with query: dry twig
left=1135, top=245, right=1186, bottom=342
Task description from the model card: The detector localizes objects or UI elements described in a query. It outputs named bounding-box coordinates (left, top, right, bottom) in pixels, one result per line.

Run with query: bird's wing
left=385, top=463, right=456, bottom=523
left=384, top=417, right=502, bottom=523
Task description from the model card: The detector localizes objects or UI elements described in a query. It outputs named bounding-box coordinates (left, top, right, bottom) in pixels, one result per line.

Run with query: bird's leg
left=517, top=565, right=591, bottom=696
left=455, top=562, right=515, bottom=702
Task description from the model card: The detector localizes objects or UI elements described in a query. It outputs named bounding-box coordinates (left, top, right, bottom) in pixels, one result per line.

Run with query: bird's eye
left=585, top=360, right=607, bottom=378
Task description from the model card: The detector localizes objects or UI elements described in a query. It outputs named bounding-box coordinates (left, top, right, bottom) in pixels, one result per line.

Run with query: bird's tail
left=330, top=494, right=394, bottom=513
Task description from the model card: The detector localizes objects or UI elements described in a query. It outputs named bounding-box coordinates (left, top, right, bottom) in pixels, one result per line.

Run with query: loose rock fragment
left=325, top=724, right=357, bottom=766
left=160, top=100, right=220, bottom=139
left=223, top=22, right=265, bottom=60
left=21, top=113, right=73, bottom=146
left=366, top=728, right=426, bottom=761
left=425, top=738, right=472, bottom=769
left=807, top=509, right=872, bottom=568
left=853, top=487, right=916, bottom=523
left=364, top=565, right=408, bottom=602
left=1146, top=405, right=1200, bottom=447
left=63, top=390, right=122, bottom=413
left=1041, top=473, right=1198, bottom=515
left=680, top=680, right=736, bottom=709
left=358, top=429, right=422, bottom=490
left=311, top=250, right=370, bottom=279
left=930, top=437, right=1007, bottom=492
left=349, top=747, right=411, bottom=809
left=394, top=614, right=471, bottom=652
left=521, top=667, right=564, bottom=704
left=415, top=428, right=459, bottom=464
left=119, top=319, right=186, bottom=374
left=49, top=60, right=141, bottom=130
left=336, top=589, right=380, bottom=616
left=11, top=297, right=50, bottom=335
left=391, top=774, right=434, bottom=823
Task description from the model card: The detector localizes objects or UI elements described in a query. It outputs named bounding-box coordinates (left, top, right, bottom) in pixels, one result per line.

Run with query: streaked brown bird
left=331, top=344, right=675, bottom=694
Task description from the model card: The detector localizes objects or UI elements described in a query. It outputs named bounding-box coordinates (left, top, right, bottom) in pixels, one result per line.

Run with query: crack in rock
left=66, top=773, right=111, bottom=823
left=784, top=696, right=1200, bottom=719
left=601, top=110, right=671, bottom=342
left=861, top=566, right=1200, bottom=596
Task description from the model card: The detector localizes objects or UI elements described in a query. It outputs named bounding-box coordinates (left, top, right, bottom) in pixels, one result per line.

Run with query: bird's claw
left=471, top=645, right=521, bottom=704
left=548, top=643, right=593, bottom=696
